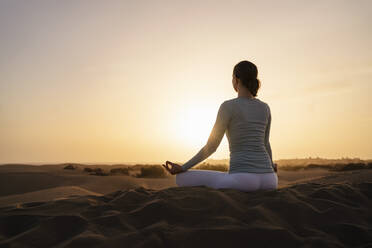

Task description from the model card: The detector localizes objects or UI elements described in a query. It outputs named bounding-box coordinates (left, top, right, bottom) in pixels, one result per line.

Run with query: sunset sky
left=0, top=0, right=371, bottom=164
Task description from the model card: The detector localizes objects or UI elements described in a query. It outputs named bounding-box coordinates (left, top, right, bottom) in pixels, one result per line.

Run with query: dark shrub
left=331, top=163, right=346, bottom=171
left=90, top=168, right=109, bottom=176
left=84, top=167, right=93, bottom=173
left=63, top=164, right=76, bottom=170
left=340, top=163, right=365, bottom=171
left=279, top=165, right=305, bottom=171
left=330, top=163, right=367, bottom=171
left=304, top=164, right=333, bottom=170
left=136, top=165, right=167, bottom=178
left=110, top=167, right=130, bottom=175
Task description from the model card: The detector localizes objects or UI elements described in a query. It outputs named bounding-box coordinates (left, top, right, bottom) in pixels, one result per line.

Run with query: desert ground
left=0, top=163, right=371, bottom=247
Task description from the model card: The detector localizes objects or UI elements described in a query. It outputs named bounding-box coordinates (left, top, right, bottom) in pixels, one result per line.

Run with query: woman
left=162, top=60, right=278, bottom=192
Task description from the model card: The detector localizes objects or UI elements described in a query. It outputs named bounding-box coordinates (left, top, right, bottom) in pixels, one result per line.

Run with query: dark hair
left=233, top=60, right=261, bottom=97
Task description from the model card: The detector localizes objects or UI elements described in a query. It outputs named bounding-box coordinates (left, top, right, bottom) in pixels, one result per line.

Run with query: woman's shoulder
left=226, top=97, right=268, bottom=105
left=223, top=97, right=237, bottom=105
left=256, top=98, right=270, bottom=108
left=217, top=98, right=236, bottom=114
left=228, top=97, right=270, bottom=112
left=221, top=98, right=238, bottom=109
left=257, top=99, right=271, bottom=115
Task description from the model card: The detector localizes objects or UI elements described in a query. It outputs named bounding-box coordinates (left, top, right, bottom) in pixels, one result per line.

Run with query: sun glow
left=172, top=103, right=218, bottom=148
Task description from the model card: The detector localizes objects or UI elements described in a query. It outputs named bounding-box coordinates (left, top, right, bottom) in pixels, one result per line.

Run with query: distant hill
left=205, top=157, right=371, bottom=166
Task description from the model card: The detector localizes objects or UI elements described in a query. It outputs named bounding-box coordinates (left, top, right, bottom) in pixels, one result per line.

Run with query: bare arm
left=181, top=101, right=232, bottom=171
left=264, top=105, right=274, bottom=169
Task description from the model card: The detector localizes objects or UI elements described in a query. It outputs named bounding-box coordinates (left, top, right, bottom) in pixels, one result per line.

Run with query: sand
left=0, top=164, right=371, bottom=247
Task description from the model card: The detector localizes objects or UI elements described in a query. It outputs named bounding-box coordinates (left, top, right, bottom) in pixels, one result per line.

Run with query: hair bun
left=233, top=60, right=261, bottom=97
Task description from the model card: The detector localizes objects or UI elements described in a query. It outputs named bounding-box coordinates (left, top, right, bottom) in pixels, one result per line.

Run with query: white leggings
left=176, top=169, right=278, bottom=192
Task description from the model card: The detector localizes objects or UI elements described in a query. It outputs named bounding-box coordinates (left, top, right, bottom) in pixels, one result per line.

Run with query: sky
left=0, top=0, right=371, bottom=164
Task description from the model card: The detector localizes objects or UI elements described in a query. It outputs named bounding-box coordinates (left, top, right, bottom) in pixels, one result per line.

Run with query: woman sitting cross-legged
left=162, top=60, right=278, bottom=192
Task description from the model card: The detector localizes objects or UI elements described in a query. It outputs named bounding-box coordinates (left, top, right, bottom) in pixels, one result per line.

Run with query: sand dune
left=0, top=186, right=102, bottom=207
left=0, top=169, right=371, bottom=247
left=0, top=165, right=371, bottom=247
left=0, top=164, right=350, bottom=198
left=0, top=165, right=174, bottom=198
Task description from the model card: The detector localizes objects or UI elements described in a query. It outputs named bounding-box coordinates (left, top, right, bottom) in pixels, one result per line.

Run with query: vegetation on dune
left=60, top=158, right=372, bottom=177
left=280, top=162, right=372, bottom=172
left=82, top=167, right=109, bottom=176
left=110, top=167, right=130, bottom=175
left=63, top=164, right=76, bottom=170
left=136, top=165, right=167, bottom=178
left=83, top=167, right=93, bottom=173
left=90, top=168, right=109, bottom=176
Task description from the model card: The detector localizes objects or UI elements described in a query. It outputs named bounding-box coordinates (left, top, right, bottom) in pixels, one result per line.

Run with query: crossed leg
left=175, top=169, right=274, bottom=192
left=175, top=169, right=233, bottom=189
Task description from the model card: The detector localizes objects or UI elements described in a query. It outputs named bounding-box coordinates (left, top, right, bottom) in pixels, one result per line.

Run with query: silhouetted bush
left=84, top=167, right=93, bottom=173
left=330, top=163, right=368, bottom=171
left=368, top=162, right=372, bottom=169
left=136, top=165, right=167, bottom=178
left=279, top=165, right=306, bottom=171
left=63, top=164, right=76, bottom=170
left=91, top=171, right=109, bottom=176
left=331, top=163, right=346, bottom=171
left=85, top=168, right=109, bottom=176
left=304, top=164, right=333, bottom=170
left=110, top=167, right=130, bottom=175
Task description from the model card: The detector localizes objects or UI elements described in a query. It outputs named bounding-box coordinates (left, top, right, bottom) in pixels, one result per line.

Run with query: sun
left=172, top=103, right=218, bottom=148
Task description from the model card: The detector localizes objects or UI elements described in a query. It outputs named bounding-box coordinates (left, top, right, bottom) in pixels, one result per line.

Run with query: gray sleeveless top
left=181, top=96, right=274, bottom=173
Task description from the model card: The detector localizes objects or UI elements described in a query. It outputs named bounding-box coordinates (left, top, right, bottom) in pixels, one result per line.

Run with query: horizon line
left=0, top=156, right=371, bottom=166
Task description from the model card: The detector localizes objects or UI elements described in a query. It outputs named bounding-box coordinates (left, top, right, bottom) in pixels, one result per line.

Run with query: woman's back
left=175, top=60, right=277, bottom=191
left=181, top=96, right=274, bottom=174
left=225, top=96, right=274, bottom=173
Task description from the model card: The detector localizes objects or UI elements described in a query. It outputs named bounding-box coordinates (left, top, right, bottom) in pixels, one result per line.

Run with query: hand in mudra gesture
left=162, top=160, right=185, bottom=175
left=273, top=163, right=278, bottom=173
